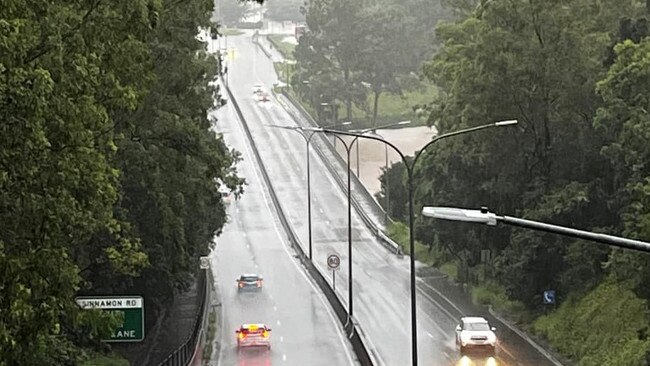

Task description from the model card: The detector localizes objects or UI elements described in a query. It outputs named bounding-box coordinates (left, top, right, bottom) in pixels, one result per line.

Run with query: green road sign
left=76, top=296, right=145, bottom=342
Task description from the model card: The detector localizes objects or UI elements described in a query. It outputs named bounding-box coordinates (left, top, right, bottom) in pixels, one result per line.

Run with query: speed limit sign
left=327, top=253, right=341, bottom=271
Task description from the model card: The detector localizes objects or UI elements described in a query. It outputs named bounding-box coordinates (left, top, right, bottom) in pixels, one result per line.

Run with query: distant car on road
left=236, top=323, right=272, bottom=350
left=237, top=274, right=263, bottom=292
left=219, top=185, right=232, bottom=205
left=252, top=84, right=264, bottom=95
left=257, top=92, right=270, bottom=102
left=455, top=317, right=497, bottom=356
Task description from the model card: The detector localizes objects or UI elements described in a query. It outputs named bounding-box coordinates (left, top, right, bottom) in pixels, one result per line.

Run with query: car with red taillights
left=237, top=274, right=263, bottom=292
left=236, top=323, right=272, bottom=350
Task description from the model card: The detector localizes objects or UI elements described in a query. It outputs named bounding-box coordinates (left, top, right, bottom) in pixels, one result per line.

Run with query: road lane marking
left=280, top=336, right=284, bottom=342
left=273, top=306, right=277, bottom=311
left=277, top=320, right=281, bottom=326
left=426, top=332, right=434, bottom=338
left=282, top=354, right=287, bottom=361
left=229, top=79, right=357, bottom=366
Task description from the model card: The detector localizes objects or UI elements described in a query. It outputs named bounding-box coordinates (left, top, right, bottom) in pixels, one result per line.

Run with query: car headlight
left=460, top=334, right=471, bottom=345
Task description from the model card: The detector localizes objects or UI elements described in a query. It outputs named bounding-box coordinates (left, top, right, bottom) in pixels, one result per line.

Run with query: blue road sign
left=543, top=290, right=556, bottom=304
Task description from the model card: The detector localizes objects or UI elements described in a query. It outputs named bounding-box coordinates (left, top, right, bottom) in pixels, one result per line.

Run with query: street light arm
left=412, top=121, right=514, bottom=171
left=422, top=206, right=650, bottom=253
left=500, top=215, right=650, bottom=253
left=357, top=120, right=411, bottom=134
left=320, top=128, right=409, bottom=166
left=266, top=124, right=311, bottom=142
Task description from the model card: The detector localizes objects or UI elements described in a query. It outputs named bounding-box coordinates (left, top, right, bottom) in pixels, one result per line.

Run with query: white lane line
left=280, top=336, right=284, bottom=342
left=417, top=287, right=457, bottom=321
left=231, top=86, right=356, bottom=366
left=277, top=320, right=281, bottom=326
left=273, top=306, right=277, bottom=311
left=426, top=332, right=434, bottom=338
left=319, top=208, right=324, bottom=214
left=282, top=354, right=287, bottom=361
left=498, top=343, right=518, bottom=361
left=417, top=278, right=464, bottom=316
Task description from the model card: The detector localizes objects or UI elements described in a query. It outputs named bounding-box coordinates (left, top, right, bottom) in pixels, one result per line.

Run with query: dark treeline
left=0, top=0, right=243, bottom=364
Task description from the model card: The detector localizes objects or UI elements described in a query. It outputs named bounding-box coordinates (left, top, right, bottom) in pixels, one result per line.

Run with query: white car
left=455, top=317, right=497, bottom=355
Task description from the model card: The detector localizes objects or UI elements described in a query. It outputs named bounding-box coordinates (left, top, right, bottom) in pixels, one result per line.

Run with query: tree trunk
left=344, top=67, right=352, bottom=121
left=372, top=89, right=380, bottom=127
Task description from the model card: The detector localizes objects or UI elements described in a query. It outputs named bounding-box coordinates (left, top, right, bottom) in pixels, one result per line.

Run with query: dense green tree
left=595, top=38, right=650, bottom=301
left=414, top=0, right=647, bottom=308
left=215, top=0, right=248, bottom=25
left=266, top=0, right=305, bottom=22
left=356, top=4, right=414, bottom=126
left=0, top=0, right=153, bottom=363
left=293, top=0, right=367, bottom=122
left=0, top=0, right=243, bottom=363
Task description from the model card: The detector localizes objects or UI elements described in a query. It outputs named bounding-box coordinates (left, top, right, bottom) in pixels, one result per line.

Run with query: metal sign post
left=327, top=253, right=341, bottom=291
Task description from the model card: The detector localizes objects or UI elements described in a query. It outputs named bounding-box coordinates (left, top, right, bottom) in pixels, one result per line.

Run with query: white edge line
left=230, top=92, right=358, bottom=366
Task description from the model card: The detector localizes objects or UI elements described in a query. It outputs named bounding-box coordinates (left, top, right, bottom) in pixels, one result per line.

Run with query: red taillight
left=256, top=280, right=262, bottom=287
left=238, top=282, right=244, bottom=288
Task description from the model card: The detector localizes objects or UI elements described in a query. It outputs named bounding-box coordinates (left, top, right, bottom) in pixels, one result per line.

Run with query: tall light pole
left=266, top=122, right=351, bottom=262
left=312, top=119, right=518, bottom=366
left=300, top=126, right=359, bottom=320
left=421, top=206, right=650, bottom=253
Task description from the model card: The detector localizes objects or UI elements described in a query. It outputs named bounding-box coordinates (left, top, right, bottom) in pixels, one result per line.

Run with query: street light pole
left=384, top=143, right=389, bottom=226
left=422, top=206, right=650, bottom=253
left=316, top=119, right=518, bottom=366
left=266, top=125, right=316, bottom=260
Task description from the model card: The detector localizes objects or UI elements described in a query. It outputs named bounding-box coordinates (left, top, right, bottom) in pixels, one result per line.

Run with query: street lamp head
left=398, top=120, right=412, bottom=125
left=265, top=124, right=298, bottom=131
left=494, top=119, right=518, bottom=126
left=421, top=206, right=498, bottom=226
left=340, top=121, right=352, bottom=126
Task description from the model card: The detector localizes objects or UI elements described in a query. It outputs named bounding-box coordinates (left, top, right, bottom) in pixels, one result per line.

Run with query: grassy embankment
left=220, top=28, right=244, bottom=36
left=81, top=353, right=129, bottom=366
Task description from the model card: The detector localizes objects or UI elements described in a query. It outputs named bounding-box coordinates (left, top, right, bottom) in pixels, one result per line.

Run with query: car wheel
left=267, top=344, right=271, bottom=350
left=459, top=345, right=465, bottom=355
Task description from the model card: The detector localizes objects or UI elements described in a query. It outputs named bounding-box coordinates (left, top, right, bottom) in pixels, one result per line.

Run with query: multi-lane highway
left=208, top=71, right=358, bottom=365
left=210, top=31, right=560, bottom=366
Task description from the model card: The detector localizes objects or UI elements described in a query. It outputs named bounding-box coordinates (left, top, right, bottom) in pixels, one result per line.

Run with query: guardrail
left=225, top=82, right=375, bottom=365
left=157, top=270, right=209, bottom=366
left=277, top=90, right=402, bottom=255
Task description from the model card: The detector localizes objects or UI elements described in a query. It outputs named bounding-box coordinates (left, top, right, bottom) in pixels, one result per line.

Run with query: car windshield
left=465, top=322, right=490, bottom=331
left=240, top=276, right=259, bottom=282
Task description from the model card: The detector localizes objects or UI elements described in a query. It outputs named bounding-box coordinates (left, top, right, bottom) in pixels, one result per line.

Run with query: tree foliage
left=0, top=0, right=242, bottom=363
left=293, top=0, right=450, bottom=125
left=378, top=0, right=650, bottom=362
